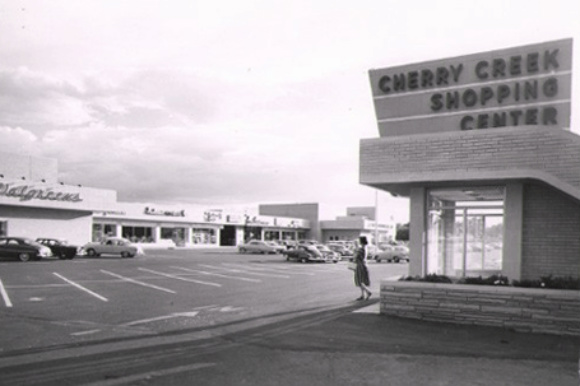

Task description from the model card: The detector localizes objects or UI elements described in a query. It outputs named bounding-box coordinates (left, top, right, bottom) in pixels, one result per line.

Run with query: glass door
left=427, top=187, right=504, bottom=277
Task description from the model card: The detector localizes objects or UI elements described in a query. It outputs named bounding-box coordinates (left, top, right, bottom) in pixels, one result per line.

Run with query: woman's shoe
left=356, top=296, right=364, bottom=301
left=366, top=292, right=372, bottom=300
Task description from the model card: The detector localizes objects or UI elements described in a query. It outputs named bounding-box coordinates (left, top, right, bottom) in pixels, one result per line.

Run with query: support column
left=154, top=226, right=161, bottom=243
left=409, top=187, right=426, bottom=277
left=503, top=182, right=523, bottom=280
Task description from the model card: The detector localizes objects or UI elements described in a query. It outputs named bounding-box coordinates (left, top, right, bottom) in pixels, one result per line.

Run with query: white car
left=238, top=240, right=280, bottom=254
left=82, top=237, right=139, bottom=258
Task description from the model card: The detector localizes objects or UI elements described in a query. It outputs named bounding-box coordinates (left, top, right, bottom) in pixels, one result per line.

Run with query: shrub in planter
left=458, top=274, right=510, bottom=286
left=400, top=274, right=453, bottom=283
left=513, top=275, right=580, bottom=290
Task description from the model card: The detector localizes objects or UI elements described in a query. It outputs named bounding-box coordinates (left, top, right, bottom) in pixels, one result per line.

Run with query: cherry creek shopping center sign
left=368, top=38, right=572, bottom=137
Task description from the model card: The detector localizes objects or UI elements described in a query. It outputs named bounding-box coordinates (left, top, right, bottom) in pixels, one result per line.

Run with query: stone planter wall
left=380, top=280, right=580, bottom=336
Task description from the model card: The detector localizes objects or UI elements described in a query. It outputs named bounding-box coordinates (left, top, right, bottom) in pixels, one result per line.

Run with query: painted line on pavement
left=138, top=268, right=222, bottom=287
left=53, top=273, right=108, bottom=302
left=81, top=362, right=216, bottom=386
left=233, top=263, right=315, bottom=275
left=0, top=278, right=13, bottom=307
left=199, top=264, right=290, bottom=279
left=123, top=311, right=199, bottom=326
left=100, top=270, right=177, bottom=294
left=170, top=266, right=262, bottom=283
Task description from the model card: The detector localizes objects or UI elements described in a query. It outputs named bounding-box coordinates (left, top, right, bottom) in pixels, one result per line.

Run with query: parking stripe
left=225, top=263, right=315, bottom=276
left=170, top=266, right=262, bottom=283
left=53, top=273, right=109, bottom=302
left=138, top=268, right=221, bottom=287
left=81, top=362, right=216, bottom=386
left=0, top=279, right=13, bottom=307
left=100, top=270, right=177, bottom=294
left=199, top=264, right=290, bottom=279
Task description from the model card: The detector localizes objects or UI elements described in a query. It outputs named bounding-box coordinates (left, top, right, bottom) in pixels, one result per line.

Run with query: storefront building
left=361, top=38, right=580, bottom=281
left=0, top=153, right=310, bottom=248
left=320, top=206, right=395, bottom=244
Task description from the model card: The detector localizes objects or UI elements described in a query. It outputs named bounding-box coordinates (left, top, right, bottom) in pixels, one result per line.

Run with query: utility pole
left=374, top=190, right=379, bottom=247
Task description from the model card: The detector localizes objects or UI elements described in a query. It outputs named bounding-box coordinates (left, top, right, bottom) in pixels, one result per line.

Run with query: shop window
left=264, top=231, right=280, bottom=241
left=427, top=187, right=504, bottom=277
left=192, top=228, right=216, bottom=245
left=92, top=223, right=117, bottom=241
left=0, top=221, right=6, bottom=237
left=161, top=227, right=186, bottom=246
left=122, top=226, right=154, bottom=243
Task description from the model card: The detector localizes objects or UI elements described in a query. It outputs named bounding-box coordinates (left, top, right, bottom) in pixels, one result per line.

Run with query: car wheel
left=18, top=253, right=31, bottom=262
left=121, top=251, right=129, bottom=258
left=286, top=256, right=291, bottom=261
left=376, top=258, right=382, bottom=263
left=128, top=253, right=135, bottom=258
left=86, top=249, right=97, bottom=257
left=58, top=253, right=67, bottom=260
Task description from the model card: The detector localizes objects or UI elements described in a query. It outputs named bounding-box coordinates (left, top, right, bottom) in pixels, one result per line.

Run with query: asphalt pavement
left=1, top=299, right=578, bottom=386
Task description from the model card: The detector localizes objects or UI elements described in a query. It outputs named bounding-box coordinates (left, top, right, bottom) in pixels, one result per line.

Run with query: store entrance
left=426, top=187, right=504, bottom=277
left=220, top=225, right=237, bottom=246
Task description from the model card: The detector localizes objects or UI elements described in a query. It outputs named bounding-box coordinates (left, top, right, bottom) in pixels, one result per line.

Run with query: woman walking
left=354, top=236, right=372, bottom=300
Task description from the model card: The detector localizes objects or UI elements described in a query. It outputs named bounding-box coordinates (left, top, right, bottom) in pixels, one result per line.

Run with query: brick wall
left=522, top=184, right=580, bottom=280
left=381, top=280, right=580, bottom=336
left=360, top=126, right=580, bottom=192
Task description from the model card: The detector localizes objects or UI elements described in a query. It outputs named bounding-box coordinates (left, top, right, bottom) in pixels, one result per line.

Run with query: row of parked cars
left=0, top=236, right=141, bottom=262
left=237, top=239, right=410, bottom=264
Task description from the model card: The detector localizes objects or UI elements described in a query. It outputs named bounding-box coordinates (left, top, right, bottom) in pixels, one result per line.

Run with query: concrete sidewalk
left=1, top=300, right=578, bottom=386
left=213, top=300, right=580, bottom=386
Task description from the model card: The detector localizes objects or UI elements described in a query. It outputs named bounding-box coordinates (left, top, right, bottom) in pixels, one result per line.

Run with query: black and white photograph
left=0, top=1, right=579, bottom=385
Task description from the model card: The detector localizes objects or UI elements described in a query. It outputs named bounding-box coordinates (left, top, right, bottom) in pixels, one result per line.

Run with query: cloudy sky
left=1, top=0, right=579, bottom=222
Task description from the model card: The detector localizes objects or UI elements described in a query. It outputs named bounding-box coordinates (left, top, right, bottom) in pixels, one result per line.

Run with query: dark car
left=36, top=238, right=79, bottom=260
left=0, top=237, right=53, bottom=262
left=285, top=245, right=327, bottom=263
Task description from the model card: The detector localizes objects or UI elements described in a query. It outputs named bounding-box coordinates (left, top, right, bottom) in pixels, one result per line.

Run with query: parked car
left=82, top=237, right=139, bottom=258
left=373, top=244, right=410, bottom=263
left=327, top=244, right=354, bottom=257
left=285, top=245, right=327, bottom=263
left=0, top=237, right=52, bottom=262
left=238, top=240, right=280, bottom=254
left=266, top=241, right=287, bottom=254
left=313, top=244, right=340, bottom=262
left=36, top=238, right=80, bottom=260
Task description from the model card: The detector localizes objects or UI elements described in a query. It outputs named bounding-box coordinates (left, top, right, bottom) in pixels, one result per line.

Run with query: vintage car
left=238, top=240, right=280, bottom=254
left=285, top=245, right=329, bottom=263
left=82, top=237, right=139, bottom=258
left=0, top=237, right=52, bottom=262
left=313, top=244, right=340, bottom=262
left=373, top=244, right=410, bottom=263
left=266, top=241, right=287, bottom=254
left=36, top=238, right=79, bottom=260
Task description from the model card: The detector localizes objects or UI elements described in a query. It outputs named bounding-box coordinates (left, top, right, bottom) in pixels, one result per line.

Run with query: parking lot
left=0, top=248, right=408, bottom=354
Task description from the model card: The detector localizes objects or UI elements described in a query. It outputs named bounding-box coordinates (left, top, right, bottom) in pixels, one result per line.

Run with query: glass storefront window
left=122, top=226, right=154, bottom=243
left=192, top=228, right=216, bottom=245
left=427, top=187, right=504, bottom=277
left=264, top=231, right=280, bottom=241
left=161, top=227, right=186, bottom=246
left=92, top=223, right=117, bottom=241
